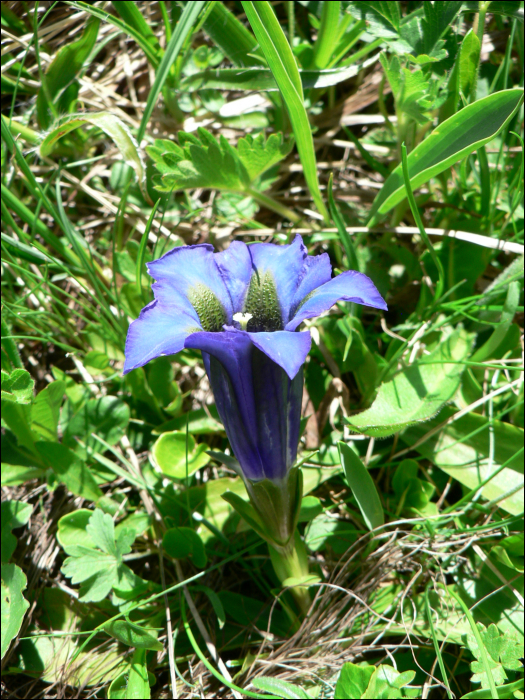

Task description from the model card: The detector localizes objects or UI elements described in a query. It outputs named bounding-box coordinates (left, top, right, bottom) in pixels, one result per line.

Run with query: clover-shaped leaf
left=61, top=509, right=137, bottom=603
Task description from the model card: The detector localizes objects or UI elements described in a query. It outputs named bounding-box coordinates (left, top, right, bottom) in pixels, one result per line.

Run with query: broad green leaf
left=108, top=649, right=151, bottom=699
left=62, top=396, right=130, bottom=454
left=338, top=442, right=384, bottom=530
left=152, top=430, right=210, bottom=479
left=57, top=510, right=96, bottom=553
left=1, top=500, right=33, bottom=563
left=305, top=512, right=358, bottom=554
left=36, top=442, right=103, bottom=502
left=1, top=465, right=46, bottom=487
left=403, top=409, right=524, bottom=515
left=1, top=395, right=35, bottom=453
left=1, top=369, right=34, bottom=403
left=251, top=677, right=310, bottom=699
left=39, top=112, right=146, bottom=197
left=347, top=328, right=473, bottom=437
left=298, top=495, right=323, bottom=522
left=36, top=16, right=100, bottom=129
left=1, top=563, right=30, bottom=659
left=180, top=59, right=375, bottom=92
left=242, top=1, right=329, bottom=221
left=30, top=381, right=65, bottom=442
left=163, top=527, right=207, bottom=568
left=102, top=619, right=163, bottom=652
left=335, top=662, right=375, bottom=700
left=368, top=88, right=524, bottom=224
left=147, top=128, right=292, bottom=194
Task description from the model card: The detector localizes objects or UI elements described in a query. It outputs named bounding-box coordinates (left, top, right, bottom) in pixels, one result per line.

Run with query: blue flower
left=124, top=235, right=386, bottom=482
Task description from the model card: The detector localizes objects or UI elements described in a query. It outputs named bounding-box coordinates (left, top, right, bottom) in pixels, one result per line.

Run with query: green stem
left=268, top=531, right=312, bottom=616
left=246, top=187, right=304, bottom=225
left=286, top=0, right=295, bottom=44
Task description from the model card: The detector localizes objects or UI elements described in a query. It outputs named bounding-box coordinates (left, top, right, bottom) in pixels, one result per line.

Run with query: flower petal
left=286, top=270, right=388, bottom=331
left=244, top=329, right=311, bottom=380
left=124, top=300, right=200, bottom=374
left=248, top=234, right=307, bottom=324
left=214, top=240, right=252, bottom=312
left=289, top=252, right=332, bottom=321
left=147, top=244, right=233, bottom=329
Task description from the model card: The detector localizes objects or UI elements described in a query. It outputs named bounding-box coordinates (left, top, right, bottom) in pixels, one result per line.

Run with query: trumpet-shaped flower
left=124, top=235, right=386, bottom=482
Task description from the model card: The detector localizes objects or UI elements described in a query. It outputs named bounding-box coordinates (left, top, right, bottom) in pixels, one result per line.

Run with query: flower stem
left=246, top=187, right=304, bottom=225
left=268, top=530, right=312, bottom=616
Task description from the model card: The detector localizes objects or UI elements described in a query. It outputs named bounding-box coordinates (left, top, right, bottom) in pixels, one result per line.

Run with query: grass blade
left=242, top=1, right=329, bottom=222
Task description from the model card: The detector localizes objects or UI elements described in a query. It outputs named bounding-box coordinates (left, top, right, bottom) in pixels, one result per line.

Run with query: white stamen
left=233, top=312, right=253, bottom=330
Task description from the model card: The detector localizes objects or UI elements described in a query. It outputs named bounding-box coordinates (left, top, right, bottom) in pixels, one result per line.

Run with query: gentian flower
left=124, top=235, right=386, bottom=485
left=124, top=234, right=386, bottom=611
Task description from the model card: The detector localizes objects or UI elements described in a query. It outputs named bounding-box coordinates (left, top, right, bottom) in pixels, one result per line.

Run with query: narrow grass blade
left=368, top=88, right=524, bottom=224
left=203, top=1, right=261, bottom=67
left=327, top=173, right=358, bottom=270
left=137, top=1, right=206, bottom=144
left=425, top=585, right=453, bottom=699
left=338, top=442, right=384, bottom=530
left=136, top=200, right=161, bottom=296
left=242, top=1, right=329, bottom=222
left=311, top=1, right=341, bottom=69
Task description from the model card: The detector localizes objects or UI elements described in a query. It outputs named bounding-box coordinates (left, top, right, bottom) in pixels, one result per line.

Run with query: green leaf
left=347, top=328, right=473, bottom=437
left=403, top=410, right=524, bottom=515
left=368, top=88, right=524, bottom=224
left=1, top=563, right=30, bottom=659
left=147, top=128, right=292, bottom=194
left=242, top=1, right=329, bottom=221
left=363, top=665, right=416, bottom=699
left=338, top=443, right=384, bottom=530
left=399, top=1, right=462, bottom=61
left=36, top=16, right=100, bottom=129
left=30, top=381, right=65, bottom=442
left=193, top=585, right=226, bottom=629
left=108, top=649, right=151, bottom=699
left=465, top=623, right=522, bottom=689
left=298, top=495, right=323, bottom=523
left=60, top=509, right=137, bottom=602
left=346, top=2, right=401, bottom=39
left=57, top=510, right=96, bottom=553
left=1, top=395, right=35, bottom=454
left=252, top=676, right=310, bottom=699
left=305, top=512, right=358, bottom=554
left=102, top=619, right=163, bottom=652
left=62, top=396, right=130, bottom=454
left=39, top=112, right=146, bottom=198
left=202, top=1, right=261, bottom=67
left=36, top=442, right=103, bottom=502
left=380, top=53, right=436, bottom=125
left=152, top=430, right=210, bottom=479
left=1, top=500, right=33, bottom=563
left=1, top=369, right=34, bottom=403
left=0, top=465, right=46, bottom=487
left=180, top=58, right=375, bottom=92
left=162, top=527, right=207, bottom=568
left=335, top=662, right=375, bottom=700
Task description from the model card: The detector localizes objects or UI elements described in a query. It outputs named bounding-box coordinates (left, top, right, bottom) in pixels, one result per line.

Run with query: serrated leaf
left=466, top=623, right=523, bottom=689
left=347, top=328, right=473, bottom=437
left=1, top=563, right=30, bottom=659
left=1, top=369, right=34, bottom=404
left=147, top=127, right=292, bottom=195
left=60, top=509, right=137, bottom=602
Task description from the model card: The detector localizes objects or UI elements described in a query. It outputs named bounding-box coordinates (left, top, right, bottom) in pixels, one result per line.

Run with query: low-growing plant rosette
left=124, top=234, right=386, bottom=612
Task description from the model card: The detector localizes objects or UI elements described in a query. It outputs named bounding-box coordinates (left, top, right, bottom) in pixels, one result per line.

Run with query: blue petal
left=147, top=244, right=233, bottom=322
left=244, top=329, right=311, bottom=380
left=214, top=241, right=252, bottom=312
left=185, top=329, right=303, bottom=481
left=124, top=300, right=200, bottom=374
left=248, top=234, right=307, bottom=324
left=289, top=252, right=332, bottom=322
left=286, top=270, right=388, bottom=331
